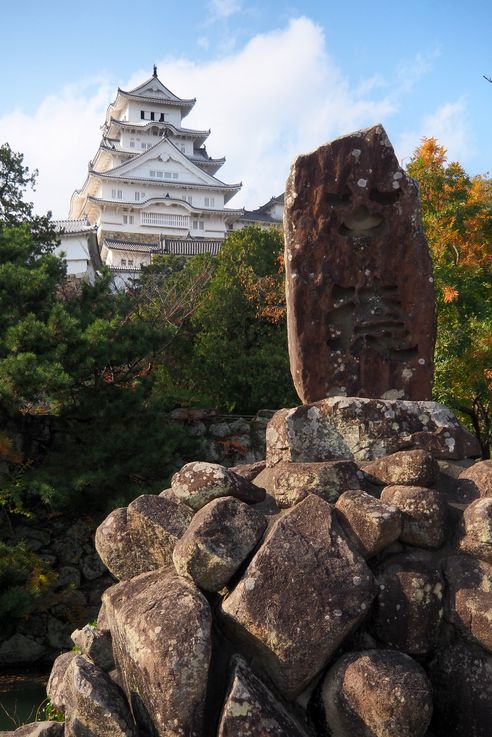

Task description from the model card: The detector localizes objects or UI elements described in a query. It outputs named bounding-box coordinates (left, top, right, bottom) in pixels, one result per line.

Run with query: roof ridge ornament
left=153, top=64, right=158, bottom=78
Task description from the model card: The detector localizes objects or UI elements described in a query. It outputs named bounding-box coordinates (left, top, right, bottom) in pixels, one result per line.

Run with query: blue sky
left=0, top=0, right=490, bottom=217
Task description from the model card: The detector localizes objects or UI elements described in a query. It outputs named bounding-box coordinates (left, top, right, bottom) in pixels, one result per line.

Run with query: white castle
left=55, top=68, right=282, bottom=284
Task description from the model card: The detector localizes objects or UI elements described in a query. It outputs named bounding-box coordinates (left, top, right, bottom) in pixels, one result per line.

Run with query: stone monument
left=284, top=124, right=436, bottom=403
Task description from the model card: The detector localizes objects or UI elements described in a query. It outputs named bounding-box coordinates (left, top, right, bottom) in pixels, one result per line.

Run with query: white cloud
left=0, top=78, right=111, bottom=218
left=397, top=98, right=472, bottom=168
left=151, top=17, right=397, bottom=208
left=208, top=0, right=242, bottom=19
left=0, top=17, right=405, bottom=218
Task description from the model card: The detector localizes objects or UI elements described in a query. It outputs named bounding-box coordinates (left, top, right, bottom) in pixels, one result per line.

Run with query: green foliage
left=0, top=146, right=195, bottom=515
left=187, top=226, right=296, bottom=413
left=0, top=541, right=56, bottom=630
left=37, top=699, right=65, bottom=722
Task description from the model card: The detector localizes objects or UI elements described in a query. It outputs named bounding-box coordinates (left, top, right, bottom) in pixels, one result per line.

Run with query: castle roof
left=53, top=218, right=97, bottom=235
left=105, top=68, right=196, bottom=126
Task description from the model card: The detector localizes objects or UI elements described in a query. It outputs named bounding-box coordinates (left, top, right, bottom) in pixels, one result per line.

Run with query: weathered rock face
left=457, top=459, right=492, bottom=501
left=253, top=460, right=362, bottom=508
left=458, top=497, right=492, bottom=562
left=284, top=124, right=436, bottom=404
left=171, top=461, right=265, bottom=510
left=71, top=623, right=114, bottom=671
left=321, top=649, right=433, bottom=737
left=429, top=640, right=492, bottom=737
left=217, top=656, right=311, bottom=737
left=94, top=507, right=141, bottom=581
left=7, top=723, right=64, bottom=737
left=94, top=496, right=194, bottom=581
left=221, top=494, right=376, bottom=698
left=362, top=449, right=439, bottom=487
left=380, top=485, right=448, bottom=549
left=370, top=554, right=444, bottom=655
left=63, top=654, right=136, bottom=737
left=335, top=489, right=401, bottom=558
left=126, top=493, right=193, bottom=570
left=443, top=555, right=492, bottom=652
left=266, top=397, right=481, bottom=465
left=46, top=651, right=78, bottom=712
left=102, top=568, right=212, bottom=737
left=172, top=496, right=267, bottom=592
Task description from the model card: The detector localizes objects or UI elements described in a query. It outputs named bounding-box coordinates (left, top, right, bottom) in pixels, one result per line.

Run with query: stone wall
left=168, top=408, right=273, bottom=468
left=99, top=230, right=160, bottom=245
left=0, top=514, right=112, bottom=667
left=0, top=410, right=272, bottom=666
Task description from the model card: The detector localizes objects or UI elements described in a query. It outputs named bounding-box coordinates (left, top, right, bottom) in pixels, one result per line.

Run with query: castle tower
left=68, top=68, right=242, bottom=282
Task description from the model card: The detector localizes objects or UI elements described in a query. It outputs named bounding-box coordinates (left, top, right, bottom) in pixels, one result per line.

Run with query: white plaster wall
left=55, top=234, right=91, bottom=276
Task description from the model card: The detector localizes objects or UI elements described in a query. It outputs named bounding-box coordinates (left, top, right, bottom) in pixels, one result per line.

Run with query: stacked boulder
left=13, top=398, right=492, bottom=737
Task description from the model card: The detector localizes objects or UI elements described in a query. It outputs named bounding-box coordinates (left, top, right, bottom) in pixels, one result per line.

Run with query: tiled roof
left=103, top=238, right=160, bottom=253
left=53, top=219, right=96, bottom=234
left=103, top=237, right=224, bottom=258
left=162, top=239, right=223, bottom=256
left=241, top=211, right=280, bottom=223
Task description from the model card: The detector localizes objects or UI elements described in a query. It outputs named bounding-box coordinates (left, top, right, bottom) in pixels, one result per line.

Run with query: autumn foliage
left=407, top=138, right=492, bottom=457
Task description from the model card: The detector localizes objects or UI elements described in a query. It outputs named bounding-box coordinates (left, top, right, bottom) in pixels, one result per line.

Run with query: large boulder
left=456, top=460, right=492, bottom=502
left=266, top=397, right=480, bottom=465
left=321, top=649, right=433, bottom=737
left=429, top=640, right=492, bottom=737
left=253, top=460, right=362, bottom=508
left=94, top=507, right=142, bottom=581
left=95, top=495, right=193, bottom=581
left=362, top=449, right=439, bottom=487
left=7, top=724, right=64, bottom=737
left=63, top=654, right=136, bottom=737
left=46, top=651, right=78, bottom=712
left=102, top=568, right=212, bottom=737
left=380, top=485, right=448, bottom=549
left=335, top=489, right=401, bottom=558
left=173, top=496, right=267, bottom=592
left=171, top=462, right=265, bottom=510
left=370, top=554, right=444, bottom=655
left=284, top=124, right=435, bottom=403
left=71, top=623, right=114, bottom=671
left=221, top=494, right=376, bottom=698
left=458, top=497, right=492, bottom=562
left=443, top=555, right=492, bottom=653
left=217, top=656, right=312, bottom=737
left=126, top=493, right=193, bottom=569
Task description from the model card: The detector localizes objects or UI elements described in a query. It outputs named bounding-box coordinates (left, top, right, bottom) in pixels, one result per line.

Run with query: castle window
left=130, top=140, right=135, bottom=148
left=164, top=172, right=172, bottom=179
left=128, top=259, right=134, bottom=266
left=173, top=173, right=179, bottom=179
left=157, top=171, right=163, bottom=178
left=135, top=192, right=140, bottom=201
left=140, top=111, right=145, bottom=120
left=159, top=113, right=166, bottom=122
left=121, top=259, right=127, bottom=266
left=180, top=145, right=186, bottom=153
left=150, top=170, right=156, bottom=177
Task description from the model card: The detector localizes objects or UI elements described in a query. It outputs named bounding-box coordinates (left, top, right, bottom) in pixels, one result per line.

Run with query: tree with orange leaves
left=407, top=138, right=492, bottom=457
